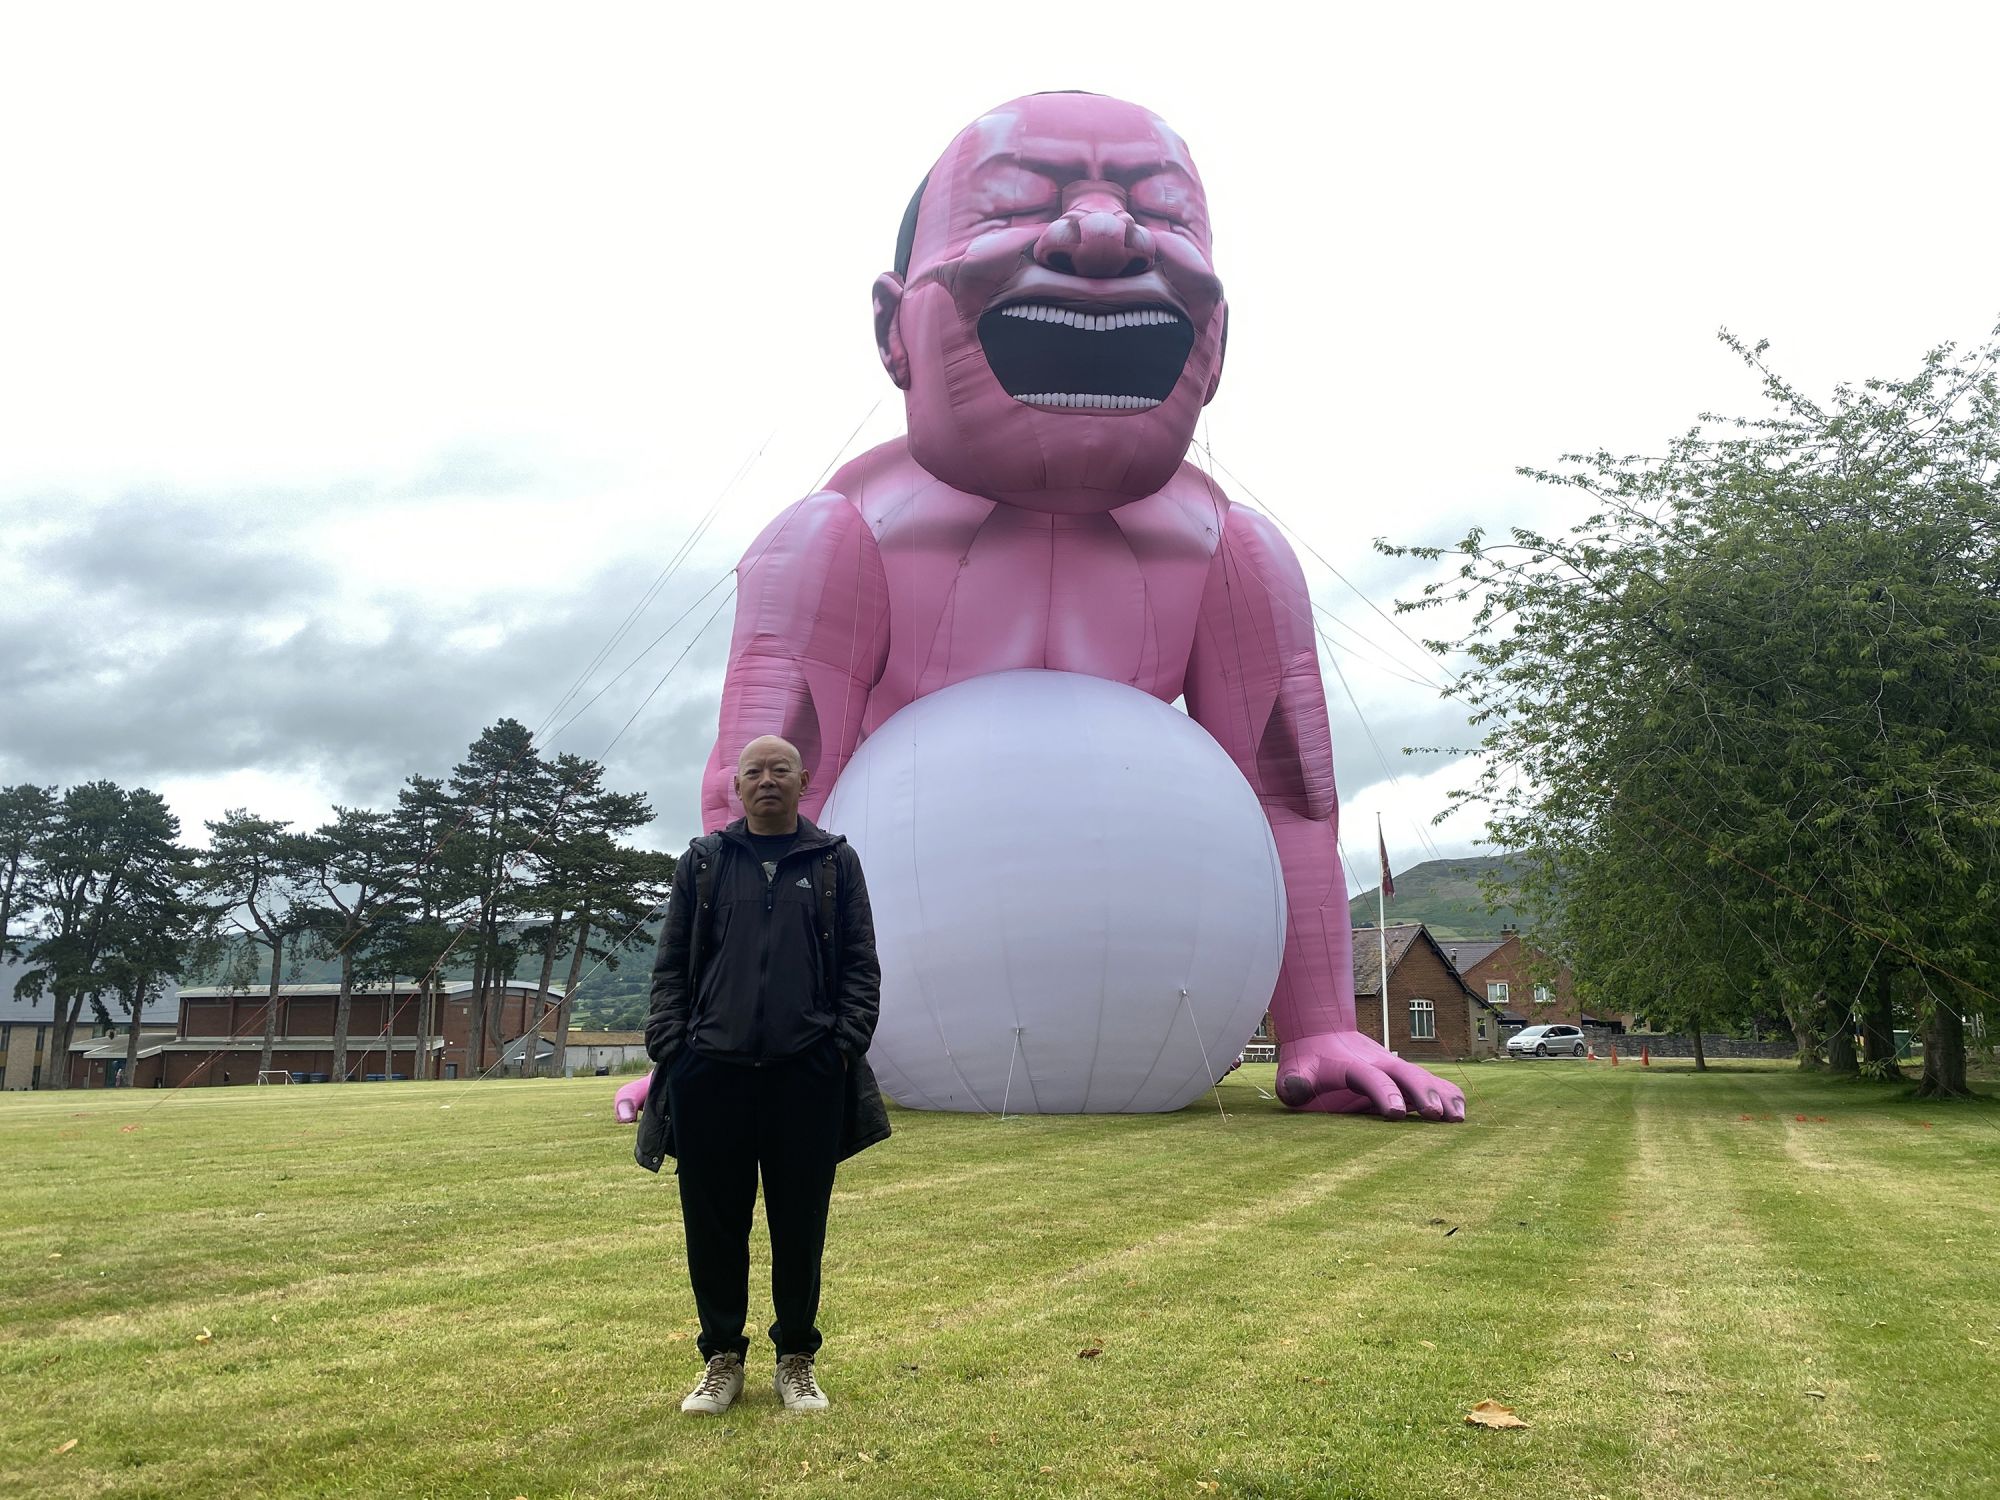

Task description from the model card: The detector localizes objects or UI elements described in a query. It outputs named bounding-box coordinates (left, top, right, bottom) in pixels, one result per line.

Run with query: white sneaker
left=775, top=1352, right=829, bottom=1411
left=680, top=1353, right=745, bottom=1415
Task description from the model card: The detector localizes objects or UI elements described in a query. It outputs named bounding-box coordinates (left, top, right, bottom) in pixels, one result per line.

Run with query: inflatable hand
left=613, top=1071, right=650, bottom=1124
left=1276, top=1031, right=1465, bottom=1122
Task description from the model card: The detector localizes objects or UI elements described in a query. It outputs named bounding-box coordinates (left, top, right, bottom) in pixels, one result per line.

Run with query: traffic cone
left=1642, top=1044, right=1650, bottom=1066
left=1587, top=1045, right=1597, bottom=1061
left=1610, top=1044, right=1619, bottom=1066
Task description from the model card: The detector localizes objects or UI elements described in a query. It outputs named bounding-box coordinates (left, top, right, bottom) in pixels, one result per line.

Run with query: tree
left=447, top=720, right=549, bottom=1075
left=15, top=783, right=188, bottom=1088
left=390, top=773, right=471, bottom=1079
left=518, top=754, right=672, bottom=1076
left=1390, top=327, right=2000, bottom=1093
left=99, top=868, right=215, bottom=1086
left=0, top=784, right=57, bottom=962
left=198, top=811, right=314, bottom=1082
left=304, top=807, right=412, bottom=1082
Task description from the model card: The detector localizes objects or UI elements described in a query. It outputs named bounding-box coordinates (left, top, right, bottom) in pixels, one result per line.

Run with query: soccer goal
left=256, top=1070, right=295, bottom=1085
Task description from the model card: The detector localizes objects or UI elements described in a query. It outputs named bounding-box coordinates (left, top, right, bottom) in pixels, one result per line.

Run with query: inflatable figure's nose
left=1034, top=203, right=1156, bottom=279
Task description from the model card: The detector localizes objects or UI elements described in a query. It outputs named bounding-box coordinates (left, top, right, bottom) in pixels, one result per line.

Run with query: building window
left=1487, top=982, right=1508, bottom=1007
left=1409, top=998, right=1436, bottom=1041
left=1476, top=1013, right=1488, bottom=1041
left=1534, top=985, right=1552, bottom=1005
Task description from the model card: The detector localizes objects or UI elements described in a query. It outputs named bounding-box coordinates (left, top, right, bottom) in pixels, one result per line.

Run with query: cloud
left=0, top=474, right=743, bottom=846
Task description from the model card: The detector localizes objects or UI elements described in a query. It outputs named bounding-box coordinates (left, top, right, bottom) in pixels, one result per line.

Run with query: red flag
left=1378, top=822, right=1395, bottom=900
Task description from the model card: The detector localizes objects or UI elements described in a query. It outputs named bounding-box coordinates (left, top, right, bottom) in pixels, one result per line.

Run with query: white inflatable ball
left=819, top=669, right=1286, bottom=1113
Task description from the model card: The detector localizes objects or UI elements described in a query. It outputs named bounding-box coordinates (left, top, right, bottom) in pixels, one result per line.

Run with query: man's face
left=876, top=94, right=1226, bottom=514
left=735, top=739, right=808, bottom=824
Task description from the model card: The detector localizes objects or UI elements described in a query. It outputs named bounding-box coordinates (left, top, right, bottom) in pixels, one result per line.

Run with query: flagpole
left=1377, top=814, right=1391, bottom=1052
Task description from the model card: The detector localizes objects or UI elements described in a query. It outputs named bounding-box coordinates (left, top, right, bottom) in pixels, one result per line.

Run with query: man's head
left=872, top=92, right=1227, bottom=516
left=735, top=735, right=809, bottom=831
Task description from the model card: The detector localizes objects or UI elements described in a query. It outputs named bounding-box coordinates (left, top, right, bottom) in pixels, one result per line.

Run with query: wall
left=1354, top=939, right=1486, bottom=1061
left=1581, top=1027, right=1797, bottom=1061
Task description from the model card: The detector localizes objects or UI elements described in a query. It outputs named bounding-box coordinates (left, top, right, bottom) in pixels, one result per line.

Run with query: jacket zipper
left=724, top=830, right=829, bottom=1069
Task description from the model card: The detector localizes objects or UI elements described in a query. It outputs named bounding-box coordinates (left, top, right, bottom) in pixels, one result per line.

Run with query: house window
left=1534, top=985, right=1552, bottom=1005
left=1476, top=1013, right=1488, bottom=1041
left=1487, top=982, right=1508, bottom=1007
left=1409, top=998, right=1436, bottom=1041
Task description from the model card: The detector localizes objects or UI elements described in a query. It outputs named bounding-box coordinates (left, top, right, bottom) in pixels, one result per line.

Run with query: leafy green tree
left=447, top=720, right=549, bottom=1074
left=100, top=869, right=216, bottom=1086
left=0, top=784, right=57, bottom=962
left=1390, top=327, right=2000, bottom=1096
left=390, top=773, right=472, bottom=1078
left=304, top=807, right=413, bottom=1082
left=198, top=810, right=314, bottom=1082
left=16, top=783, right=188, bottom=1088
left=515, top=754, right=671, bottom=1076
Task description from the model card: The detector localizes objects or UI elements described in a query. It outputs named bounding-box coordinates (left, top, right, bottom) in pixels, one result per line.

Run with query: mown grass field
left=3, top=1060, right=1996, bottom=1499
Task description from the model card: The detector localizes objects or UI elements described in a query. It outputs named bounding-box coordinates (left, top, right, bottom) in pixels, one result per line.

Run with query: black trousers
left=666, top=1039, right=844, bottom=1361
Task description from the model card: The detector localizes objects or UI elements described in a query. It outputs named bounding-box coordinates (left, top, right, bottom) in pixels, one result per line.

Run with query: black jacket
left=635, top=816, right=890, bottom=1172
left=645, top=817, right=879, bottom=1065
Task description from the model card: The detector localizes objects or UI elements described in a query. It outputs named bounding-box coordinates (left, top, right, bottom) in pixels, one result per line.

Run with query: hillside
left=1349, top=854, right=1524, bottom=939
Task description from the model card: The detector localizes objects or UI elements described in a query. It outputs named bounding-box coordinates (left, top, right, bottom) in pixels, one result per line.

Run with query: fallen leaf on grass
left=1860, top=1454, right=1882, bottom=1463
left=1805, top=1389, right=1826, bottom=1399
left=1078, top=1345, right=1103, bottom=1359
left=47, top=1252, right=62, bottom=1261
left=1418, top=1340, right=1437, bottom=1350
left=1612, top=1351, right=1636, bottom=1363
left=119, top=1124, right=141, bottom=1134
left=195, top=1329, right=212, bottom=1345
left=1466, top=1400, right=1528, bottom=1430
left=1196, top=1483, right=1221, bottom=1493
left=52, top=1439, right=78, bottom=1455
left=856, top=1451, right=874, bottom=1463
left=1039, top=1464, right=1056, bottom=1473
left=1444, top=1227, right=1459, bottom=1236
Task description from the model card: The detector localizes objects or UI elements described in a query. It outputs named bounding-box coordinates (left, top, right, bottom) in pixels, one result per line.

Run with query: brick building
left=1448, top=927, right=1637, bottom=1032
left=3, top=958, right=178, bottom=1090
left=65, top=978, right=565, bottom=1088
left=1265, top=924, right=1504, bottom=1061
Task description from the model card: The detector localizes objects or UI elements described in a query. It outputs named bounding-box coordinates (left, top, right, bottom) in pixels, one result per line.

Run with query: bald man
left=643, top=735, right=884, bottom=1415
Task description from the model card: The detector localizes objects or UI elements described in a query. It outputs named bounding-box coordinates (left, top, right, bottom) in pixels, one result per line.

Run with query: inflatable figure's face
left=875, top=94, right=1226, bottom=515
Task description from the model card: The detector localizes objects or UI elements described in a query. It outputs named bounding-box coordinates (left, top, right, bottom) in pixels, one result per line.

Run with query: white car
left=1507, top=1023, right=1587, bottom=1058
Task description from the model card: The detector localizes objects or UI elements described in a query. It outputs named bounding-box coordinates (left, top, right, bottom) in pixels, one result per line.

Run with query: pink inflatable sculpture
left=624, top=92, right=1464, bottom=1123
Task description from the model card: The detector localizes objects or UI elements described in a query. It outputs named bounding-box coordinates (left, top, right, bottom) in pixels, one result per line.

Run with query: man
left=640, top=735, right=888, bottom=1416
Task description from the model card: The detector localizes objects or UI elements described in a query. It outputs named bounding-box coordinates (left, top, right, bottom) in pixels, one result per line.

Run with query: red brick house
left=68, top=979, right=564, bottom=1087
left=1265, top=924, right=1504, bottom=1061
left=1448, top=927, right=1637, bottom=1032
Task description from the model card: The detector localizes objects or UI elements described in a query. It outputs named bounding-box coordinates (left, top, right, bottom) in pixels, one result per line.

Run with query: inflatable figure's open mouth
left=977, top=302, right=1196, bottom=411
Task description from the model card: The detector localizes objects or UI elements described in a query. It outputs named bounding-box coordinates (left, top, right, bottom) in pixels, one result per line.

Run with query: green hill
left=1349, top=854, right=1524, bottom=939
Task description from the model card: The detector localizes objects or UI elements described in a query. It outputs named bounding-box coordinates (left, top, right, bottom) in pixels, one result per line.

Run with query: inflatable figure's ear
left=1204, top=301, right=1229, bottom=406
left=873, top=273, right=911, bottom=389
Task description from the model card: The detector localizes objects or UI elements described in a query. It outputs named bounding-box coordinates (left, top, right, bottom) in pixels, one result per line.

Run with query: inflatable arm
left=1186, top=501, right=1464, bottom=1122
left=701, top=493, right=892, bottom=831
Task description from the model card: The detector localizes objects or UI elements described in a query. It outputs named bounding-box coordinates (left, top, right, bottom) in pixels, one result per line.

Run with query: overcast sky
left=3, top=2, right=1995, bottom=892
